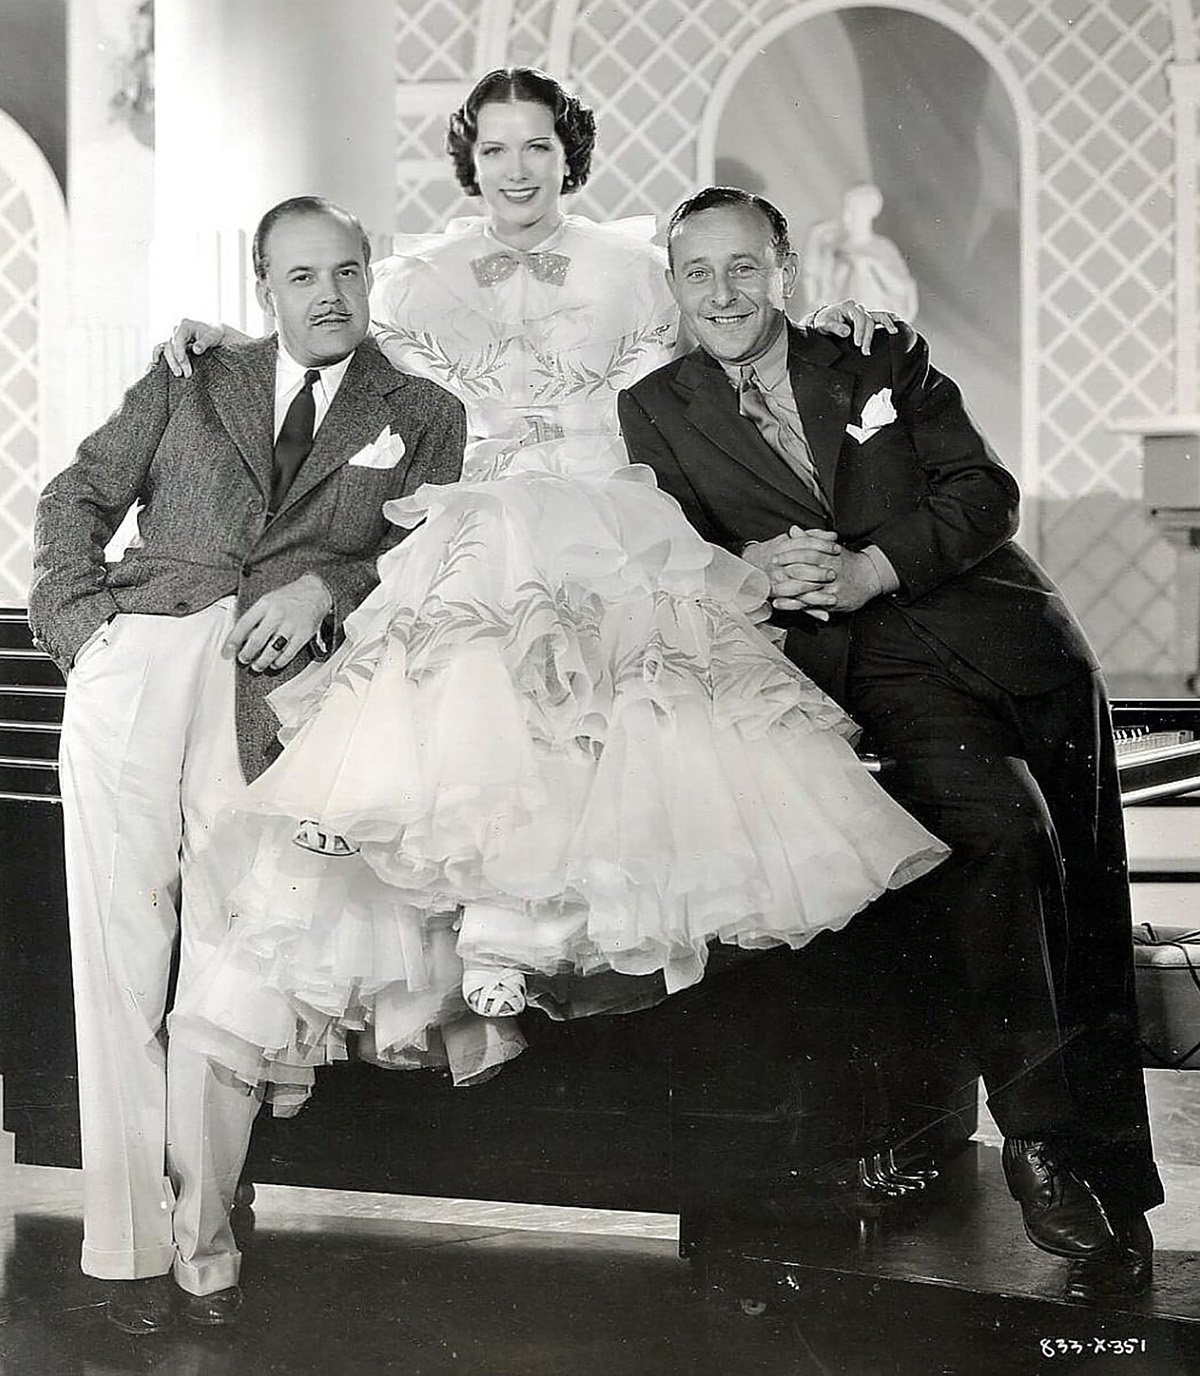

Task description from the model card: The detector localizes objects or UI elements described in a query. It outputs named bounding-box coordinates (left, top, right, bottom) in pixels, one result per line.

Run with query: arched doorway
left=699, top=3, right=1027, bottom=483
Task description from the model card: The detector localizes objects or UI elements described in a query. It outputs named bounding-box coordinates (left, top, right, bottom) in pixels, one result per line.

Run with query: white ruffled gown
left=172, top=215, right=948, bottom=1109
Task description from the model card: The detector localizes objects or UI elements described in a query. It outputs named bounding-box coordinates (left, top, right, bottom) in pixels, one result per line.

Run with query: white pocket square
left=846, top=387, right=897, bottom=445
left=348, top=426, right=406, bottom=469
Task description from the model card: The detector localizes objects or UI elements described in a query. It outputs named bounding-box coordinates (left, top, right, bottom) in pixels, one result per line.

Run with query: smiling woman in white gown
left=171, top=68, right=947, bottom=1110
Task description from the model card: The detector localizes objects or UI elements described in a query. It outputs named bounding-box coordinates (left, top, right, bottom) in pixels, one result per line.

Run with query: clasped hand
left=742, top=527, right=879, bottom=618
left=223, top=574, right=332, bottom=672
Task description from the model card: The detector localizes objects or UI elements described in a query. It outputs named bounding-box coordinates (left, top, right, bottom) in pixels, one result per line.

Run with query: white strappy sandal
left=292, top=820, right=360, bottom=856
left=461, top=967, right=527, bottom=1018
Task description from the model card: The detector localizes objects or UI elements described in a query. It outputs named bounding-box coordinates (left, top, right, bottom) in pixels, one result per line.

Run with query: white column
left=67, top=0, right=156, bottom=443
left=152, top=0, right=397, bottom=334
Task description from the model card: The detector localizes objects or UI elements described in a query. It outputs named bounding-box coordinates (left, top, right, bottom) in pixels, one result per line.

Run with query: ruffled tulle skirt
left=172, top=456, right=947, bottom=1109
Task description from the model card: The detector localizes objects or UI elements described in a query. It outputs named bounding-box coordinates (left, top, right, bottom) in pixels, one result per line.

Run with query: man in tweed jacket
left=28, top=196, right=465, bottom=1333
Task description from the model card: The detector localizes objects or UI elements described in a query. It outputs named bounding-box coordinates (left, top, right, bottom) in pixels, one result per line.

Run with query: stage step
left=0, top=759, right=60, bottom=801
left=0, top=609, right=34, bottom=651
left=0, top=724, right=59, bottom=761
left=691, top=1142, right=1200, bottom=1357
left=0, top=687, right=64, bottom=726
left=0, top=649, right=64, bottom=689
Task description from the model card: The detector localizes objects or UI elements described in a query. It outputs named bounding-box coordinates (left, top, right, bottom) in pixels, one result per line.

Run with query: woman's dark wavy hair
left=446, top=67, right=597, bottom=196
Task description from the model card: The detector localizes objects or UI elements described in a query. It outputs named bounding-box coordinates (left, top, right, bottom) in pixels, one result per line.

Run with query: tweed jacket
left=29, top=334, right=465, bottom=779
left=618, top=320, right=1097, bottom=704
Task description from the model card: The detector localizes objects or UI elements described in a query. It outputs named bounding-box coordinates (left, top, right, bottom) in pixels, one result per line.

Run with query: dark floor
left=4, top=1116, right=1200, bottom=1376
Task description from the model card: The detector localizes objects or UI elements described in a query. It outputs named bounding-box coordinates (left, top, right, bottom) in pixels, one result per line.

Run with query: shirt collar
left=274, top=342, right=356, bottom=401
left=721, top=316, right=791, bottom=390
left=752, top=318, right=792, bottom=390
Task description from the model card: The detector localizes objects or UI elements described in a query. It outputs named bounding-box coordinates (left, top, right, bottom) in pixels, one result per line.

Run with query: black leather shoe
left=182, top=1284, right=243, bottom=1326
left=1001, top=1138, right=1116, bottom=1259
left=106, top=1275, right=175, bottom=1335
left=1063, top=1213, right=1154, bottom=1302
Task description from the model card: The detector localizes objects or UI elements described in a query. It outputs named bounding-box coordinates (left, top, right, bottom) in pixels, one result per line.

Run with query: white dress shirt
left=273, top=346, right=355, bottom=441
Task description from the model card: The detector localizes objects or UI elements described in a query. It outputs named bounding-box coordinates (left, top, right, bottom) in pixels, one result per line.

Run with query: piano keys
left=1114, top=699, right=1200, bottom=803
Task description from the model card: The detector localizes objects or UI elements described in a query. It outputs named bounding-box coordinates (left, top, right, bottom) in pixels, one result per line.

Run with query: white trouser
left=59, top=600, right=260, bottom=1294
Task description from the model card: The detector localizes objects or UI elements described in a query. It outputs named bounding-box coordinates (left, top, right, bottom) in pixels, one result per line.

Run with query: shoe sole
left=1063, top=1262, right=1154, bottom=1302
left=1022, top=1219, right=1116, bottom=1261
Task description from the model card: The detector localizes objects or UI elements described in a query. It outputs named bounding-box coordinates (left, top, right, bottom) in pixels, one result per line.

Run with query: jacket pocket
left=325, top=467, right=399, bottom=553
left=70, top=617, right=115, bottom=674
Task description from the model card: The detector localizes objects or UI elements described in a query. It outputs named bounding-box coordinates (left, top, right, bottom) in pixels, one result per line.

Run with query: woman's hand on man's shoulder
left=804, top=300, right=901, bottom=355
left=151, top=319, right=230, bottom=377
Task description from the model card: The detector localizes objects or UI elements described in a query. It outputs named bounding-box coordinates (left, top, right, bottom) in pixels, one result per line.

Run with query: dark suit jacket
left=29, top=334, right=465, bottom=779
left=618, top=321, right=1096, bottom=704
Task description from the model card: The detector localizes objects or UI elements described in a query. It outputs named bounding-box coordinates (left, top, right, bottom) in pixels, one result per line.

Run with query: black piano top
left=1112, top=698, right=1200, bottom=731
left=2, top=608, right=1199, bottom=805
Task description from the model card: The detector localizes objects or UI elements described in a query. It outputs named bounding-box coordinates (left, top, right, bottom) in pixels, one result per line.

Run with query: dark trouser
left=847, top=601, right=1162, bottom=1219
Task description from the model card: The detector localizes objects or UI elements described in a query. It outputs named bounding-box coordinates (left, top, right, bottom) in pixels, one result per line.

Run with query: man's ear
left=254, top=278, right=275, bottom=319
left=664, top=264, right=676, bottom=296
left=780, top=252, right=799, bottom=301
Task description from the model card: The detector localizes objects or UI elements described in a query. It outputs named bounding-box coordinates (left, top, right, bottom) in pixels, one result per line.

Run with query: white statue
left=803, top=183, right=918, bottom=320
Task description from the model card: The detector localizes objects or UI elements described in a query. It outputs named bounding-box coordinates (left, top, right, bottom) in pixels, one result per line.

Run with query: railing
left=0, top=609, right=64, bottom=803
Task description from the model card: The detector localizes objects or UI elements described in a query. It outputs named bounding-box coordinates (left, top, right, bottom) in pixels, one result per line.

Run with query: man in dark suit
left=29, top=196, right=465, bottom=1333
left=618, top=186, right=1161, bottom=1300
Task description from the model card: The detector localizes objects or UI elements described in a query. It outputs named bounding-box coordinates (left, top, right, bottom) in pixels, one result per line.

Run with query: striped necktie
left=737, top=364, right=829, bottom=512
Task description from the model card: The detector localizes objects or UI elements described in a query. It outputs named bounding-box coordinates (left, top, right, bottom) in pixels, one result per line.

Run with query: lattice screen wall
left=0, top=171, right=40, bottom=605
left=392, top=0, right=1191, bottom=676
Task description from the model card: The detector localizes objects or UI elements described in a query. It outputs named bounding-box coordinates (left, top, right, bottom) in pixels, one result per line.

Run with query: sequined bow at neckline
left=470, top=249, right=571, bottom=288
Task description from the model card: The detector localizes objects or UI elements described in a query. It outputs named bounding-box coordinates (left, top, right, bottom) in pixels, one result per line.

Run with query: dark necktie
left=271, top=368, right=321, bottom=513
left=737, top=364, right=829, bottom=513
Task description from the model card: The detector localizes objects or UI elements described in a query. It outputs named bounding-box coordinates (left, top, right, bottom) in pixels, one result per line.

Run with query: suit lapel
left=785, top=323, right=855, bottom=505
left=273, top=340, right=408, bottom=517
left=677, top=349, right=829, bottom=527
left=207, top=336, right=277, bottom=496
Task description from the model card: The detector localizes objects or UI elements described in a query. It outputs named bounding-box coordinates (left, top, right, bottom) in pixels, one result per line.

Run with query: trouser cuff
left=172, top=1248, right=242, bottom=1297
left=81, top=1241, right=176, bottom=1281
